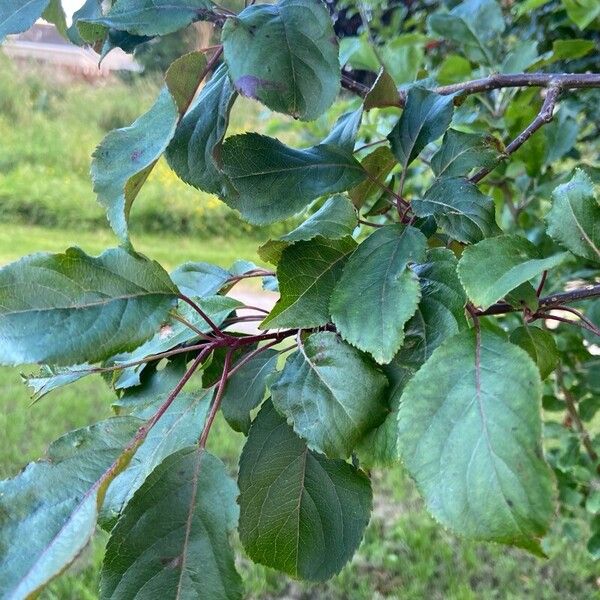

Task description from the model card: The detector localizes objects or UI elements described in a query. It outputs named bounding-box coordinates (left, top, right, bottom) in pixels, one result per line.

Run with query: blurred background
left=0, top=1, right=598, bottom=598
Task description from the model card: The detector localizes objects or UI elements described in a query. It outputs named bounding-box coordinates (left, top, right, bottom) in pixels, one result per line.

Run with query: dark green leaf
left=68, top=0, right=104, bottom=45
left=222, top=0, right=340, bottom=121
left=322, top=109, right=363, bottom=152
left=101, top=448, right=242, bottom=599
left=83, top=0, right=214, bottom=36
left=547, top=169, right=600, bottom=263
left=431, top=129, right=501, bottom=179
left=92, top=52, right=207, bottom=241
left=221, top=133, right=365, bottom=224
left=261, top=236, right=356, bottom=329
left=397, top=329, right=555, bottom=554
left=42, top=0, right=67, bottom=37
left=0, top=0, right=50, bottom=42
left=457, top=234, right=569, bottom=309
left=509, top=326, right=558, bottom=379
left=412, top=177, right=500, bottom=244
left=331, top=225, right=427, bottom=364
left=166, top=63, right=237, bottom=197
left=364, top=68, right=401, bottom=111
left=0, top=247, right=177, bottom=366
left=221, top=350, right=278, bottom=434
left=0, top=417, right=142, bottom=597
left=271, top=331, right=388, bottom=458
left=238, top=401, right=372, bottom=581
left=387, top=87, right=454, bottom=169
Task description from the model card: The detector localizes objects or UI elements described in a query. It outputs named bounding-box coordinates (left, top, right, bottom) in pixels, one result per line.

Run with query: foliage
left=0, top=0, right=600, bottom=597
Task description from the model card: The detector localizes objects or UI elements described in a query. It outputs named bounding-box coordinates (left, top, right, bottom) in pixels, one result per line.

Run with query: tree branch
left=470, top=85, right=560, bottom=183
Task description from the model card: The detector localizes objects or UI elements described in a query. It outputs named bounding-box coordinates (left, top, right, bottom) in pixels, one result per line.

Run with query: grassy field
left=1, top=224, right=598, bottom=600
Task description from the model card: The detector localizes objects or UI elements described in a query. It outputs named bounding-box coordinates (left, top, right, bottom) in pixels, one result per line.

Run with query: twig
left=536, top=271, right=548, bottom=297
left=471, top=86, right=560, bottom=183
left=556, top=365, right=599, bottom=471
left=178, top=294, right=227, bottom=338
left=358, top=218, right=384, bottom=228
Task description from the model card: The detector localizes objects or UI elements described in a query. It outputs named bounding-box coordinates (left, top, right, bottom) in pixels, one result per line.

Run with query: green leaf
left=238, top=401, right=372, bottom=581
left=355, top=248, right=466, bottom=467
left=166, top=64, right=237, bottom=197
left=221, top=133, right=366, bottom=224
left=397, top=329, right=555, bottom=554
left=428, top=0, right=505, bottom=65
left=0, top=247, right=177, bottom=366
left=83, top=0, right=215, bottom=36
left=322, top=109, right=363, bottom=152
left=412, top=177, right=500, bottom=244
left=330, top=225, right=427, bottom=364
left=102, top=389, right=213, bottom=526
left=388, top=87, right=454, bottom=169
left=562, top=0, right=600, bottom=29
left=221, top=350, right=278, bottom=434
left=258, top=194, right=356, bottom=264
left=457, top=234, right=570, bottom=310
left=0, top=417, right=142, bottom=597
left=547, top=169, right=600, bottom=263
left=509, top=326, right=558, bottom=379
left=42, top=0, right=67, bottom=37
left=261, top=236, right=356, bottom=329
left=170, top=262, right=231, bottom=297
left=271, top=331, right=388, bottom=458
left=0, top=0, right=50, bottom=42
left=21, top=364, right=92, bottom=402
left=101, top=448, right=242, bottom=599
left=222, top=0, right=340, bottom=121
left=364, top=68, right=402, bottom=111
left=431, top=129, right=501, bottom=179
left=92, top=52, right=207, bottom=241
left=282, top=195, right=357, bottom=243
left=349, top=146, right=397, bottom=208
left=68, top=0, right=104, bottom=45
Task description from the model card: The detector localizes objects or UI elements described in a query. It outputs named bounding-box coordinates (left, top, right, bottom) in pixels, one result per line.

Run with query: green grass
left=0, top=227, right=597, bottom=599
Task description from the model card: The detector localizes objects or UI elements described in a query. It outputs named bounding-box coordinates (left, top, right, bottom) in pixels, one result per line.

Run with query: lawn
left=1, top=224, right=598, bottom=600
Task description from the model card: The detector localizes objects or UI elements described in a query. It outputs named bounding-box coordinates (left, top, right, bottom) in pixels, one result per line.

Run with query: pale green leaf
left=387, top=87, right=454, bottom=169
left=509, top=326, right=558, bottom=379
left=238, top=401, right=372, bottom=581
left=221, top=133, right=366, bottom=224
left=261, top=236, right=356, bottom=329
left=0, top=247, right=177, bottom=366
left=221, top=350, right=278, bottom=434
left=397, top=329, right=555, bottom=554
left=547, top=169, right=600, bottom=263
left=271, top=331, right=388, bottom=458
left=21, top=364, right=92, bottom=402
left=166, top=64, right=237, bottom=197
left=102, top=389, right=213, bottom=526
left=0, top=0, right=50, bottom=42
left=562, top=0, right=600, bottom=29
left=457, top=234, right=570, bottom=310
left=222, top=0, right=340, bottom=121
left=83, top=0, right=215, bottom=36
left=412, top=177, right=500, bottom=244
left=170, top=262, right=231, bottom=297
left=330, top=225, right=427, bottom=364
left=92, top=52, right=207, bottom=241
left=101, top=448, right=242, bottom=599
left=355, top=248, right=466, bottom=467
left=0, top=417, right=142, bottom=598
